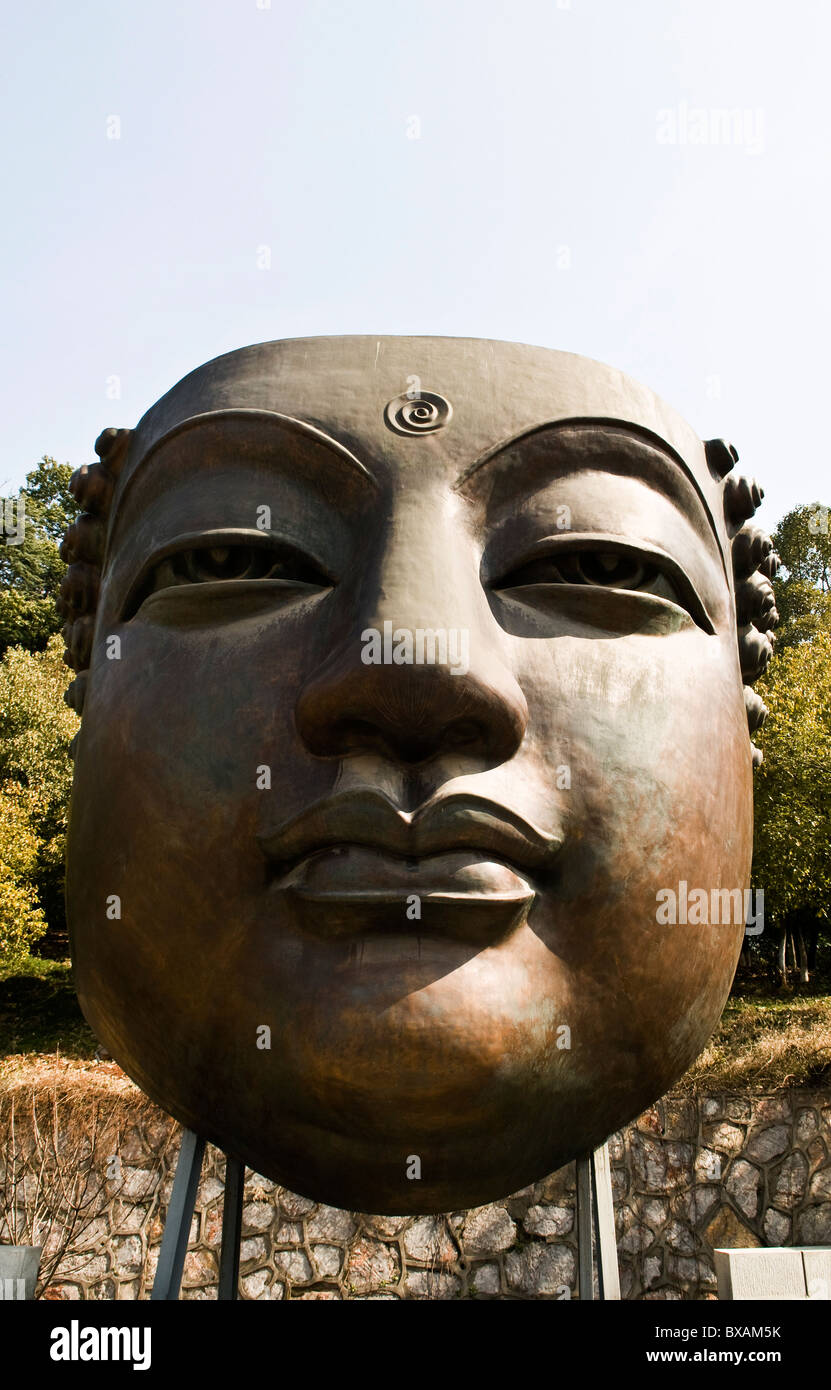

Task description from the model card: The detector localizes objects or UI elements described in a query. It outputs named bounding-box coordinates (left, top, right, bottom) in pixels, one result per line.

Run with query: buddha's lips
left=257, top=789, right=563, bottom=879
left=277, top=846, right=534, bottom=903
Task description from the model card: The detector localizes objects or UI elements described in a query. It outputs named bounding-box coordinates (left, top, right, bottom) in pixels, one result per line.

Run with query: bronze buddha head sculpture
left=60, top=337, right=777, bottom=1214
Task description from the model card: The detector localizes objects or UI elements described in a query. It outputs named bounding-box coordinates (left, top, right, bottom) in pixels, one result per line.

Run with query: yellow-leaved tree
left=753, top=629, right=831, bottom=922
left=0, top=635, right=78, bottom=965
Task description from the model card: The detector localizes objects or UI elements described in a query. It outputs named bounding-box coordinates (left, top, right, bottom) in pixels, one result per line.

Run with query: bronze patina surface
left=61, top=337, right=777, bottom=1213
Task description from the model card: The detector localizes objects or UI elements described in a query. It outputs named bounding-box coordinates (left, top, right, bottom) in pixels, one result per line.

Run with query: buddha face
left=64, top=338, right=763, bottom=1214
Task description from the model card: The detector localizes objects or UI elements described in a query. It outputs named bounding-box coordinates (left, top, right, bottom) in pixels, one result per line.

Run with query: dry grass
left=679, top=994, right=831, bottom=1091
left=0, top=1051, right=142, bottom=1100
left=0, top=1067, right=166, bottom=1297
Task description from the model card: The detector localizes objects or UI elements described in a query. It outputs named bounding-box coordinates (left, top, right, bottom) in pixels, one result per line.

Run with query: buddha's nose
left=294, top=508, right=528, bottom=769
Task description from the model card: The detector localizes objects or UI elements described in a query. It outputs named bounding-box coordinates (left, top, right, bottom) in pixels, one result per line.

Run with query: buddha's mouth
left=258, top=788, right=560, bottom=945
left=258, top=786, right=562, bottom=874
left=273, top=839, right=533, bottom=950
left=272, top=845, right=534, bottom=944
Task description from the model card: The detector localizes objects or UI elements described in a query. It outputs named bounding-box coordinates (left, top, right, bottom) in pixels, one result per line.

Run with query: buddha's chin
left=208, top=1076, right=586, bottom=1215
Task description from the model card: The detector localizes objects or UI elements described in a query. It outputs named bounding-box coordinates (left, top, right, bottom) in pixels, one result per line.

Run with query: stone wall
left=33, top=1088, right=831, bottom=1300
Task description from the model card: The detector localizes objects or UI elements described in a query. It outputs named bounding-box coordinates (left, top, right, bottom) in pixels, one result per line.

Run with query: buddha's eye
left=163, top=542, right=329, bottom=586
left=125, top=536, right=333, bottom=618
left=502, top=549, right=658, bottom=590
left=487, top=539, right=722, bottom=635
left=494, top=545, right=676, bottom=595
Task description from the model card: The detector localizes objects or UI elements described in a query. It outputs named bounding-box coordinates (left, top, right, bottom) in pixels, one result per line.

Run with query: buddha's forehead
left=125, top=335, right=711, bottom=489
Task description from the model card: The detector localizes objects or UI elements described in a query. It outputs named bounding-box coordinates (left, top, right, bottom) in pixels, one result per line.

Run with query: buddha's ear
left=706, top=438, right=779, bottom=769
left=58, top=427, right=132, bottom=728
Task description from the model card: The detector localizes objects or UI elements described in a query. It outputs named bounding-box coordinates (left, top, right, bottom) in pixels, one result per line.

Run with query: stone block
left=278, top=1190, right=316, bottom=1218
left=796, top=1204, right=831, bottom=1244
left=753, top=1096, right=793, bottom=1125
left=362, top=1214, right=411, bottom=1238
left=763, top=1208, right=790, bottom=1245
left=142, top=1113, right=175, bottom=1150
left=694, top=1148, right=722, bottom=1182
left=643, top=1198, right=668, bottom=1229
left=524, top=1204, right=573, bottom=1237
left=203, top=1206, right=223, bottom=1246
left=87, top=1279, right=117, bottom=1300
left=631, top=1135, right=668, bottom=1190
left=242, top=1201, right=274, bottom=1233
left=666, top=1142, right=693, bottom=1185
left=693, top=1187, right=720, bottom=1224
left=463, top=1205, right=516, bottom=1254
left=273, top=1220, right=303, bottom=1245
left=74, top=1216, right=110, bottom=1251
left=311, top=1244, right=343, bottom=1279
left=273, top=1249, right=313, bottom=1283
left=665, top=1221, right=696, bottom=1254
left=405, top=1269, right=461, bottom=1299
left=724, top=1097, right=751, bottom=1122
left=240, top=1237, right=269, bottom=1264
left=345, top=1239, right=398, bottom=1293
left=619, top=1222, right=654, bottom=1254
left=665, top=1253, right=698, bottom=1287
left=705, top=1204, right=760, bottom=1251
left=772, top=1152, right=808, bottom=1209
left=122, top=1166, right=156, bottom=1201
left=110, top=1200, right=148, bottom=1236
left=808, top=1168, right=831, bottom=1202
left=796, top=1108, right=819, bottom=1144
left=196, top=1176, right=224, bottom=1206
left=306, top=1206, right=357, bottom=1243
left=241, top=1269, right=280, bottom=1299
left=62, top=1254, right=109, bottom=1281
left=663, top=1099, right=697, bottom=1139
left=504, top=1242, right=574, bottom=1296
left=182, top=1249, right=217, bottom=1286
left=244, top=1173, right=276, bottom=1195
left=403, top=1216, right=456, bottom=1264
left=704, top=1122, right=745, bottom=1154
left=745, top=1125, right=790, bottom=1164
left=117, top=1125, right=147, bottom=1164
left=725, top=1159, right=761, bottom=1220
left=111, top=1236, right=142, bottom=1275
left=471, top=1262, right=501, bottom=1295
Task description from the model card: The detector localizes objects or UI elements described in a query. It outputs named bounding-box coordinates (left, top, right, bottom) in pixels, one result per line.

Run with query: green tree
left=0, top=784, right=47, bottom=966
left=0, top=456, right=78, bottom=657
left=770, top=502, right=831, bottom=649
left=0, top=636, right=78, bottom=955
left=753, top=629, right=831, bottom=921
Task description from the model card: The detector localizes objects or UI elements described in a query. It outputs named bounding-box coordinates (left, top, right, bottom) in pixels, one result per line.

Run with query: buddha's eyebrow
left=120, top=408, right=380, bottom=500
left=455, top=419, right=726, bottom=561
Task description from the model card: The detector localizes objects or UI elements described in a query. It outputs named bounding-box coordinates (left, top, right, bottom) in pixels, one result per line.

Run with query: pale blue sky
left=2, top=0, right=829, bottom=531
